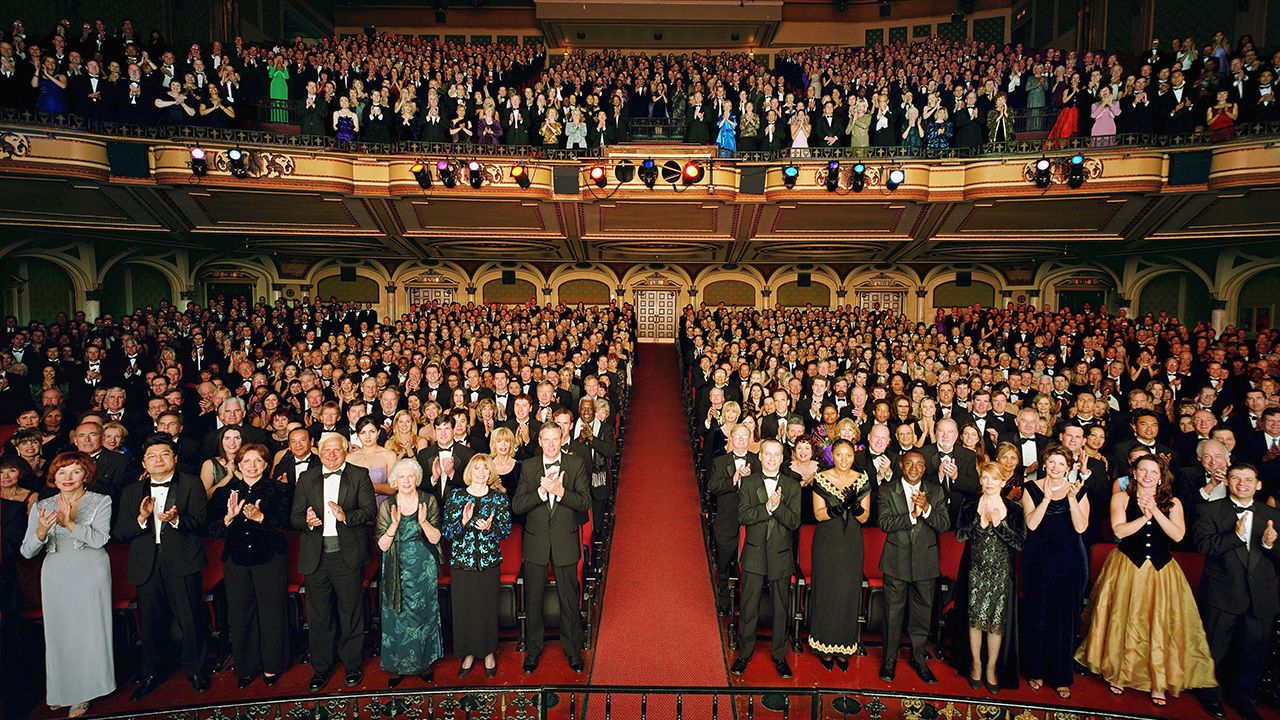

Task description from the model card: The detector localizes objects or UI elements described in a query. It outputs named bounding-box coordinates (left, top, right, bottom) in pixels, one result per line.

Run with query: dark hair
left=141, top=433, right=177, bottom=456
left=432, top=414, right=454, bottom=429
left=1127, top=453, right=1175, bottom=512
left=354, top=416, right=379, bottom=434
left=235, top=443, right=271, bottom=466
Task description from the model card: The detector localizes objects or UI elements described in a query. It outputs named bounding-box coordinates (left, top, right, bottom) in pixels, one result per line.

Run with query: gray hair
left=318, top=432, right=349, bottom=451
left=389, top=458, right=423, bottom=486
left=221, top=396, right=246, bottom=412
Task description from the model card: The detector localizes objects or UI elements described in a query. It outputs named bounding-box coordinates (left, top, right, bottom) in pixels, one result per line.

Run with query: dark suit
left=709, top=451, right=760, bottom=607
left=511, top=452, right=591, bottom=659
left=290, top=463, right=376, bottom=675
left=113, top=472, right=209, bottom=677
left=87, top=448, right=140, bottom=515
left=998, top=432, right=1051, bottom=477
left=877, top=479, right=951, bottom=664
left=920, top=444, right=980, bottom=524
left=1193, top=498, right=1280, bottom=713
left=736, top=470, right=801, bottom=661
left=272, top=451, right=319, bottom=486
left=415, top=442, right=475, bottom=505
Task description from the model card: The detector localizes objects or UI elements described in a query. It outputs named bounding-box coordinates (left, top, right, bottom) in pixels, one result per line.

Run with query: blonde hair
left=489, top=426, right=517, bottom=461
left=461, top=452, right=506, bottom=493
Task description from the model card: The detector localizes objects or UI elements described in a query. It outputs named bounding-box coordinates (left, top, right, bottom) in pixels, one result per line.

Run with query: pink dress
left=1090, top=102, right=1121, bottom=146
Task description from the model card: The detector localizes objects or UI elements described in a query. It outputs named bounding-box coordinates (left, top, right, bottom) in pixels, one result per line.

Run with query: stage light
left=886, top=167, right=905, bottom=191
left=825, top=160, right=841, bottom=192
left=227, top=147, right=248, bottom=178
left=681, top=160, right=703, bottom=185
left=782, top=164, right=799, bottom=189
left=1067, top=154, right=1085, bottom=189
left=589, top=165, right=607, bottom=188
left=639, top=158, right=658, bottom=189
left=437, top=160, right=456, bottom=188
left=189, top=147, right=207, bottom=176
left=614, top=160, right=635, bottom=184
left=1034, top=157, right=1052, bottom=188
left=468, top=160, right=483, bottom=189
left=410, top=162, right=432, bottom=189
left=511, top=164, right=531, bottom=189
left=851, top=162, right=866, bottom=192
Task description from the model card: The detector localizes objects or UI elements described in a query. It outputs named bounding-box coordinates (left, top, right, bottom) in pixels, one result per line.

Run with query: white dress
left=20, top=492, right=116, bottom=706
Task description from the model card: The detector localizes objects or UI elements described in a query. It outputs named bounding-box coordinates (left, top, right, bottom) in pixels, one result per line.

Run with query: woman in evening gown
left=806, top=439, right=871, bottom=669
left=378, top=459, right=444, bottom=685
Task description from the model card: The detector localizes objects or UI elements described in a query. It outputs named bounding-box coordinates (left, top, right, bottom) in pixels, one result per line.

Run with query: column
left=1210, top=299, right=1227, bottom=335
left=384, top=284, right=398, bottom=320
left=916, top=288, right=928, bottom=322
left=271, top=283, right=285, bottom=303
left=84, top=289, right=102, bottom=322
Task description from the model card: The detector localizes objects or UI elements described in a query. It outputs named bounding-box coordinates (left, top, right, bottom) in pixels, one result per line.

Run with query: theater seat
left=1088, top=541, right=1117, bottom=592
left=791, top=524, right=816, bottom=650
left=200, top=538, right=228, bottom=665
left=1173, top=551, right=1204, bottom=589
left=860, top=527, right=887, bottom=644
left=932, top=531, right=965, bottom=658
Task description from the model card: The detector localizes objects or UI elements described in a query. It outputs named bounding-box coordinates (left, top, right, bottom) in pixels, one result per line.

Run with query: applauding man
left=877, top=450, right=950, bottom=684
left=731, top=439, right=800, bottom=678
left=291, top=433, right=376, bottom=692
left=709, top=424, right=760, bottom=615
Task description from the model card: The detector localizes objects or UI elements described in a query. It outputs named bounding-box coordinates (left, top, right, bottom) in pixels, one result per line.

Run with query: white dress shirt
left=322, top=464, right=345, bottom=536
left=900, top=479, right=931, bottom=525
left=145, top=473, right=175, bottom=543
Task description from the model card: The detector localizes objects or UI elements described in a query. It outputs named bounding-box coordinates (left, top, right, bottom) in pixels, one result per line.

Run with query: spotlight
left=227, top=147, right=248, bottom=178
left=825, top=160, right=841, bottom=192
left=189, top=147, right=207, bottom=176
left=1034, top=157, right=1052, bottom=188
left=410, top=162, right=432, bottom=189
left=468, top=160, right=483, bottom=189
left=437, top=160, right=455, bottom=188
left=851, top=162, right=866, bottom=192
left=886, top=167, right=905, bottom=191
left=589, top=165, right=607, bottom=188
left=1067, top=154, right=1085, bottom=189
left=782, top=164, right=799, bottom=189
left=614, top=160, right=635, bottom=184
left=681, top=160, right=703, bottom=185
left=639, top=158, right=658, bottom=189
left=511, top=164, right=531, bottom=189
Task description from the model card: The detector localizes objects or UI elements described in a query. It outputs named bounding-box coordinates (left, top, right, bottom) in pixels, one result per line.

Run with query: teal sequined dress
left=379, top=510, right=444, bottom=675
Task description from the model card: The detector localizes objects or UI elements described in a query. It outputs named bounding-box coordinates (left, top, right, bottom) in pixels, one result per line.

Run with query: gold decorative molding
left=0, top=131, right=30, bottom=159
left=211, top=149, right=296, bottom=179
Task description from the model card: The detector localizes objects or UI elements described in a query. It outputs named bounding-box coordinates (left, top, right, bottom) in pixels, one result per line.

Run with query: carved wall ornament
left=1021, top=156, right=1104, bottom=186
left=0, top=130, right=30, bottom=159
left=212, top=149, right=296, bottom=178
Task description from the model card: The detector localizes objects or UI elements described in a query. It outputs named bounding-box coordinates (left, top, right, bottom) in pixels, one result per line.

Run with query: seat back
left=938, top=531, right=965, bottom=581
left=1173, top=550, right=1204, bottom=588
left=796, top=524, right=816, bottom=581
left=1088, top=542, right=1116, bottom=590
left=862, top=526, right=886, bottom=584
left=106, top=543, right=136, bottom=608
left=200, top=538, right=225, bottom=595
left=284, top=531, right=305, bottom=592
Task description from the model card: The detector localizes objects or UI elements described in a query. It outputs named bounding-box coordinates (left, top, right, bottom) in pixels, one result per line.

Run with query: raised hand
left=225, top=490, right=245, bottom=525
left=36, top=506, right=58, bottom=534
left=462, top=500, right=475, bottom=526
left=327, top=500, right=346, bottom=524
left=418, top=502, right=429, bottom=528
left=475, top=513, right=494, bottom=531
left=157, top=505, right=179, bottom=525
left=766, top=488, right=782, bottom=512
left=138, top=495, right=156, bottom=525
left=1265, top=520, right=1278, bottom=548
left=55, top=494, right=74, bottom=527
left=242, top=499, right=264, bottom=523
left=1236, top=510, right=1250, bottom=540
left=306, top=506, right=322, bottom=529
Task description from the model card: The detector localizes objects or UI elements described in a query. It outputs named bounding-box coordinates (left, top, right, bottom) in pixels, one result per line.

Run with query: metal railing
left=627, top=117, right=684, bottom=141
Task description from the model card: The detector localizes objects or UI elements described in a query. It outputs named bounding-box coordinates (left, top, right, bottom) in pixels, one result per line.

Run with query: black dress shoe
left=908, top=657, right=937, bottom=684
left=419, top=670, right=434, bottom=683
left=985, top=680, right=1000, bottom=695
left=966, top=674, right=982, bottom=690
left=344, top=669, right=362, bottom=687
left=485, top=662, right=498, bottom=678
left=130, top=675, right=158, bottom=702
left=879, top=662, right=896, bottom=682
left=730, top=656, right=749, bottom=675
left=522, top=655, right=539, bottom=673
left=189, top=673, right=210, bottom=694
left=835, top=657, right=849, bottom=672
left=308, top=671, right=331, bottom=692
left=774, top=659, right=793, bottom=679
left=1198, top=698, right=1226, bottom=720
left=387, top=675, right=402, bottom=688
left=237, top=675, right=255, bottom=690
left=458, top=662, right=474, bottom=678
left=819, top=656, right=834, bottom=671
left=567, top=655, right=584, bottom=674
left=262, top=674, right=279, bottom=687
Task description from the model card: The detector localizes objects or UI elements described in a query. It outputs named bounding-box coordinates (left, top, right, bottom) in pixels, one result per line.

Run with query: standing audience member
left=806, top=439, right=871, bottom=670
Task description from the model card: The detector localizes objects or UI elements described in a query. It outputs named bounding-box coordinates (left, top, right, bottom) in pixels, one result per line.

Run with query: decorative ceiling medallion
left=213, top=150, right=296, bottom=178
left=0, top=131, right=30, bottom=159
left=854, top=271, right=908, bottom=289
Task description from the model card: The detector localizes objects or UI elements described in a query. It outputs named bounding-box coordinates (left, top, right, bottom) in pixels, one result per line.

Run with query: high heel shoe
left=387, top=675, right=402, bottom=688
left=485, top=663, right=497, bottom=678
left=835, top=657, right=849, bottom=672
left=458, top=662, right=474, bottom=679
left=985, top=680, right=1000, bottom=695
left=68, top=703, right=89, bottom=718
left=966, top=675, right=982, bottom=690
left=819, top=656, right=835, bottom=671
left=262, top=674, right=279, bottom=687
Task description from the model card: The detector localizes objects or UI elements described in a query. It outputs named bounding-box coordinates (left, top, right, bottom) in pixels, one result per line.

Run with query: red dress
left=1207, top=106, right=1235, bottom=141
left=1048, top=104, right=1079, bottom=145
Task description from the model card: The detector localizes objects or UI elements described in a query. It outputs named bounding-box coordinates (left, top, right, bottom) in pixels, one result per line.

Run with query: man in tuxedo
left=999, top=408, right=1050, bottom=480
left=156, top=411, right=201, bottom=477
left=416, top=415, right=475, bottom=505
left=730, top=439, right=800, bottom=678
left=113, top=435, right=209, bottom=699
left=1228, top=389, right=1268, bottom=462
left=967, top=389, right=1007, bottom=454
left=1193, top=463, right=1280, bottom=720
left=1180, top=439, right=1231, bottom=534
left=1113, top=409, right=1177, bottom=471
left=502, top=394, right=542, bottom=460
left=877, top=449, right=950, bottom=684
left=200, top=398, right=269, bottom=459
left=856, top=423, right=897, bottom=486
left=273, top=426, right=318, bottom=486
left=921, top=419, right=980, bottom=524
left=512, top=424, right=590, bottom=673
left=709, top=424, right=760, bottom=615
left=70, top=420, right=139, bottom=512
left=290, top=433, right=376, bottom=691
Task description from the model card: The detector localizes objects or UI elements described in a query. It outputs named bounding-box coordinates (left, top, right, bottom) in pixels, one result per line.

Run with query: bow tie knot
left=1235, top=504, right=1252, bottom=515
left=150, top=481, right=170, bottom=488
left=323, top=471, right=342, bottom=478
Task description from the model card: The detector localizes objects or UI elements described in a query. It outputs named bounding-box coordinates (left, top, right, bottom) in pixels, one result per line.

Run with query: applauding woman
left=1075, top=454, right=1216, bottom=705
left=953, top=461, right=1024, bottom=693
left=21, top=452, right=114, bottom=717
left=377, top=459, right=443, bottom=686
left=1020, top=444, right=1089, bottom=699
left=442, top=454, right=512, bottom=678
left=807, top=439, right=871, bottom=669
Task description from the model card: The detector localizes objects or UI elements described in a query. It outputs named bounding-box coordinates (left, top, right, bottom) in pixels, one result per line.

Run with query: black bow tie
left=545, top=461, right=560, bottom=468
left=323, top=471, right=341, bottom=478
left=1235, top=504, right=1253, bottom=514
left=150, top=481, right=170, bottom=488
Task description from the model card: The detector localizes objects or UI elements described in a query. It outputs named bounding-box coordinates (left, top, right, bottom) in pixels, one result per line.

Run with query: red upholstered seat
left=107, top=543, right=136, bottom=611
left=862, top=527, right=886, bottom=588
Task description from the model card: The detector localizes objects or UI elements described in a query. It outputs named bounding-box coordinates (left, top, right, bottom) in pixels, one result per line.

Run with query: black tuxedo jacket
left=500, top=417, right=543, bottom=460
left=1193, top=498, right=1280, bottom=619
left=416, top=442, right=476, bottom=504
left=290, top=463, right=376, bottom=574
left=113, top=472, right=208, bottom=585
left=876, top=479, right=951, bottom=582
left=997, top=432, right=1051, bottom=473
left=511, top=452, right=591, bottom=565
left=920, top=444, right=981, bottom=523
left=89, top=448, right=140, bottom=506
left=273, top=451, right=320, bottom=485
left=737, top=471, right=801, bottom=582
left=709, top=451, right=760, bottom=537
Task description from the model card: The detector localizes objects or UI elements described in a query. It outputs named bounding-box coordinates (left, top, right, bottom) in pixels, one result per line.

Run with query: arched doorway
left=10, top=258, right=75, bottom=322
left=1137, top=271, right=1211, bottom=327
left=1237, top=268, right=1280, bottom=333
left=100, top=263, right=175, bottom=317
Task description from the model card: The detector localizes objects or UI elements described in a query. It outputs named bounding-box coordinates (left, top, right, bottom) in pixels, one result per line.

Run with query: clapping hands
left=766, top=488, right=782, bottom=513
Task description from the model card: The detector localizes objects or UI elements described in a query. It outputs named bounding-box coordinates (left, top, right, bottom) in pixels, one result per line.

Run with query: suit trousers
left=738, top=571, right=791, bottom=662
left=882, top=575, right=936, bottom=664
left=523, top=561, right=582, bottom=659
left=590, top=484, right=610, bottom=541
left=225, top=553, right=290, bottom=676
left=713, top=522, right=737, bottom=604
left=1200, top=605, right=1274, bottom=709
left=304, top=551, right=366, bottom=674
left=136, top=562, right=207, bottom=676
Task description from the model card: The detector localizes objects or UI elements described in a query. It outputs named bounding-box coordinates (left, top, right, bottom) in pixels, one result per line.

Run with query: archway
left=1237, top=268, right=1280, bottom=332
left=14, top=258, right=75, bottom=322
left=1136, top=270, right=1211, bottom=327
left=933, top=279, right=996, bottom=308
left=100, top=263, right=176, bottom=317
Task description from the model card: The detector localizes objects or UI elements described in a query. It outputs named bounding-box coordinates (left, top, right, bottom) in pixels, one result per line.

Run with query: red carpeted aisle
left=588, top=344, right=727, bottom=688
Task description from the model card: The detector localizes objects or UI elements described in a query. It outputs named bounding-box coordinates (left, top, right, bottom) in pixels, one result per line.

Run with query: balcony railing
left=3, top=107, right=1278, bottom=163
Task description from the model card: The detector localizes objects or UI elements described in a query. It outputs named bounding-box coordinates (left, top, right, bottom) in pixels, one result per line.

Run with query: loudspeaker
left=106, top=142, right=150, bottom=178
left=1169, top=151, right=1212, bottom=186
left=553, top=166, right=579, bottom=194
left=739, top=165, right=766, bottom=195
left=502, top=270, right=516, bottom=285
left=340, top=267, right=357, bottom=282
left=956, top=271, right=972, bottom=287
left=797, top=273, right=812, bottom=288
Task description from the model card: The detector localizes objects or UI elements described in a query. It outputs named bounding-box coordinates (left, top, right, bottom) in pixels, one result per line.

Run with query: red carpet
left=587, top=344, right=728, bottom=688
